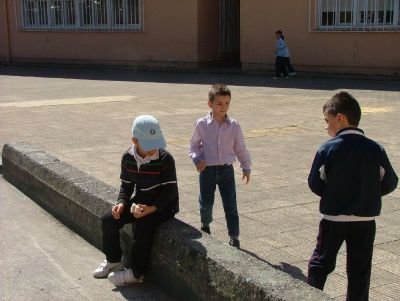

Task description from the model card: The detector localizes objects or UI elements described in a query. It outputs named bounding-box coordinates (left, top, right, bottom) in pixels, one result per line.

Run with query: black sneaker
left=201, top=225, right=211, bottom=234
left=229, top=238, right=240, bottom=249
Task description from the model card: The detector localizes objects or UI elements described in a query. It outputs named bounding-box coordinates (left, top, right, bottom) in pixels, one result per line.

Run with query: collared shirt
left=128, top=145, right=159, bottom=170
left=189, top=112, right=251, bottom=173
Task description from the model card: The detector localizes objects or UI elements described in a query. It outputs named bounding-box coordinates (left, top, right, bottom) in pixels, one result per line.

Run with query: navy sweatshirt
left=117, top=148, right=179, bottom=213
left=308, top=128, right=398, bottom=217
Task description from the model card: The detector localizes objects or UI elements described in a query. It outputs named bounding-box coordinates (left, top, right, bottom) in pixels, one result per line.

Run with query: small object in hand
left=131, top=204, right=142, bottom=214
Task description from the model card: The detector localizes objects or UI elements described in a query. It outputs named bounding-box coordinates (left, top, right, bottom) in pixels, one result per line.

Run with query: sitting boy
left=93, top=115, right=179, bottom=286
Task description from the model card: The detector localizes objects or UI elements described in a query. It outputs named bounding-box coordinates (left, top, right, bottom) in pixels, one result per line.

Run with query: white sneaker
left=93, top=259, right=124, bottom=278
left=108, top=268, right=144, bottom=287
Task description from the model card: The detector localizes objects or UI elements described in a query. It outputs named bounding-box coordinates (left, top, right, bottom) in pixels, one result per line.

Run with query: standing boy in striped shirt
left=189, top=84, right=251, bottom=248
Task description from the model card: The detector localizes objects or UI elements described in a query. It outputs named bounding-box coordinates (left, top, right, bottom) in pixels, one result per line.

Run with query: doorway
left=219, top=0, right=240, bottom=64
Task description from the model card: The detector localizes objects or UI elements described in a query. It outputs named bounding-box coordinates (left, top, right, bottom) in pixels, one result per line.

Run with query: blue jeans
left=199, top=165, right=239, bottom=237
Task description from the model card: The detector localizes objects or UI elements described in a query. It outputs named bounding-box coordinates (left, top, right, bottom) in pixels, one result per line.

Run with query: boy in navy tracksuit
left=307, top=92, right=398, bottom=301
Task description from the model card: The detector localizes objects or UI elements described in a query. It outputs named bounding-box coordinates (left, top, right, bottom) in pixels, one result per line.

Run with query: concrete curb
left=2, top=142, right=333, bottom=301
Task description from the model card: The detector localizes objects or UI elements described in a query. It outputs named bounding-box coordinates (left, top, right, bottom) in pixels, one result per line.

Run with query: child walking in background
left=189, top=84, right=251, bottom=248
left=307, top=92, right=398, bottom=300
left=273, top=30, right=296, bottom=79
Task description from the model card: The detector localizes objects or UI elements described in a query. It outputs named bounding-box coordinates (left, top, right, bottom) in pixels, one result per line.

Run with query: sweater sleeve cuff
left=117, top=198, right=127, bottom=206
left=193, top=157, right=202, bottom=165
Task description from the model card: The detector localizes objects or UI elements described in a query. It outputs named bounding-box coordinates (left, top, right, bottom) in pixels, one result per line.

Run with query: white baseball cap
left=131, top=115, right=166, bottom=151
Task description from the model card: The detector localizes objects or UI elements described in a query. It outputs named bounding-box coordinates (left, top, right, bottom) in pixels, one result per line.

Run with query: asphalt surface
left=0, top=176, right=174, bottom=301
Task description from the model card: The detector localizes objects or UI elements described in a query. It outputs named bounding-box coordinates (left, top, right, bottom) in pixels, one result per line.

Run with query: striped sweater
left=117, top=148, right=179, bottom=213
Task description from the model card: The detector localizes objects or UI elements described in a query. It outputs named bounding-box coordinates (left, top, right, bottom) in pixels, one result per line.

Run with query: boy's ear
left=337, top=113, right=349, bottom=126
left=207, top=100, right=213, bottom=108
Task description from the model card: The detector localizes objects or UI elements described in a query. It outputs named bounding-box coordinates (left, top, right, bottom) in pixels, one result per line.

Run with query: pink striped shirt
left=189, top=113, right=251, bottom=173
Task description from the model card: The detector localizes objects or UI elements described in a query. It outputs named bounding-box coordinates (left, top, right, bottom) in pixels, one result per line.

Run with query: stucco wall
left=3, top=0, right=200, bottom=66
left=241, top=0, right=400, bottom=75
left=197, top=0, right=219, bottom=62
left=3, top=0, right=399, bottom=74
left=0, top=0, right=10, bottom=61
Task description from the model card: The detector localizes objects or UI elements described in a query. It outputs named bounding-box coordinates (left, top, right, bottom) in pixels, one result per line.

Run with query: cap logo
left=150, top=129, right=156, bottom=135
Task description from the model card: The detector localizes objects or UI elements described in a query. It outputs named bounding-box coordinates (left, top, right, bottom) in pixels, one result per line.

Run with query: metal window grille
left=17, top=0, right=144, bottom=31
left=311, top=0, right=400, bottom=31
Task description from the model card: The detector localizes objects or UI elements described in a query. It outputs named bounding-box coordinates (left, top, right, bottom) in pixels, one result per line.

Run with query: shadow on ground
left=1, top=64, right=399, bottom=92
left=241, top=248, right=308, bottom=283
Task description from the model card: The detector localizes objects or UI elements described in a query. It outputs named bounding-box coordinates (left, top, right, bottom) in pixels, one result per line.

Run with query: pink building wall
left=197, top=0, right=219, bottom=62
left=0, top=0, right=10, bottom=61
left=241, top=0, right=400, bottom=75
left=1, top=0, right=399, bottom=75
left=0, top=0, right=220, bottom=67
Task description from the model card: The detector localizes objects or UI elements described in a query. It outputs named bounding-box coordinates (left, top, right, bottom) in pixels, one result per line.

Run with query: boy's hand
left=196, top=160, right=207, bottom=172
left=112, top=203, right=124, bottom=219
left=132, top=204, right=157, bottom=219
left=242, top=173, right=250, bottom=184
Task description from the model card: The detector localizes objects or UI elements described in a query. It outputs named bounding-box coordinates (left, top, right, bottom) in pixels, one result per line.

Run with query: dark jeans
left=199, top=165, right=239, bottom=237
left=275, top=56, right=288, bottom=77
left=101, top=198, right=175, bottom=277
left=284, top=57, right=295, bottom=73
left=308, top=219, right=376, bottom=301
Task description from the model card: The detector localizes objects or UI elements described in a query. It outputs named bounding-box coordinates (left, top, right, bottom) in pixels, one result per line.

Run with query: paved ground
left=0, top=65, right=399, bottom=300
left=0, top=176, right=174, bottom=301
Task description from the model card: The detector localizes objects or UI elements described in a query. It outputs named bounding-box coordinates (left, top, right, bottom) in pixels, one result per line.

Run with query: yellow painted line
left=246, top=125, right=301, bottom=138
left=0, top=95, right=139, bottom=108
left=362, top=107, right=393, bottom=114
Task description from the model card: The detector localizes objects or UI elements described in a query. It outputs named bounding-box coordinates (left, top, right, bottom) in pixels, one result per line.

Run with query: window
left=113, top=0, right=140, bottom=26
left=316, top=0, right=400, bottom=31
left=23, top=0, right=48, bottom=26
left=18, top=0, right=143, bottom=31
left=51, top=1, right=63, bottom=26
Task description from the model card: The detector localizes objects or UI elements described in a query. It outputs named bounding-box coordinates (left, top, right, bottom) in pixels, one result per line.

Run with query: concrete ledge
left=2, top=142, right=333, bottom=301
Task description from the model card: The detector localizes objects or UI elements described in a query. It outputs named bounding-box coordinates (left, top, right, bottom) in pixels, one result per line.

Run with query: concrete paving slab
left=0, top=65, right=399, bottom=300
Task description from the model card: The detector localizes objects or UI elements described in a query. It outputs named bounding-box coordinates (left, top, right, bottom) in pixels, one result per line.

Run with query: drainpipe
left=4, top=0, right=11, bottom=62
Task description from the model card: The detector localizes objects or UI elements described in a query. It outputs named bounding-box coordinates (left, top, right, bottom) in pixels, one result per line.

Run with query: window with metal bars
left=18, top=0, right=143, bottom=31
left=316, top=0, right=400, bottom=31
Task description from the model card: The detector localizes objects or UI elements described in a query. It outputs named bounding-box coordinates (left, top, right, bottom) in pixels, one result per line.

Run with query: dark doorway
left=219, top=0, right=240, bottom=64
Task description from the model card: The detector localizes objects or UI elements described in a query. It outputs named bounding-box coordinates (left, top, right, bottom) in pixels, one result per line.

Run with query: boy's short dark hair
left=323, top=91, right=361, bottom=126
left=209, top=84, right=231, bottom=102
